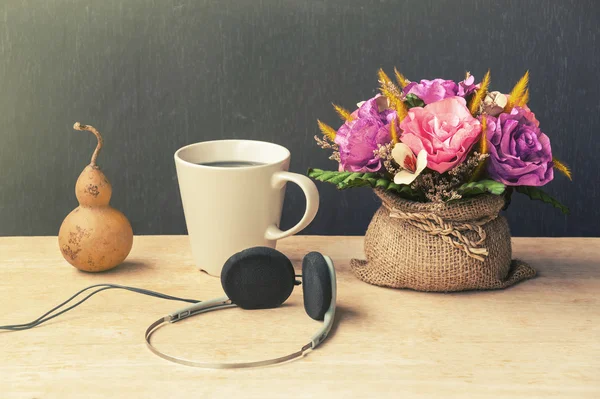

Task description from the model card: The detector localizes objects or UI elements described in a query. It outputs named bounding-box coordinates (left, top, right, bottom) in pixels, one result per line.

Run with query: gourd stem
left=73, top=122, right=103, bottom=166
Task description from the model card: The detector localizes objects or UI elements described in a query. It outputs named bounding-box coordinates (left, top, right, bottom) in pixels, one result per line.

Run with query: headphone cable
left=0, top=284, right=201, bottom=331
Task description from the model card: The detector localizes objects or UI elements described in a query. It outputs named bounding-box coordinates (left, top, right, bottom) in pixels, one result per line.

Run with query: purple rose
left=486, top=107, right=554, bottom=186
left=335, top=95, right=396, bottom=172
left=354, top=94, right=396, bottom=123
left=403, top=79, right=458, bottom=104
left=457, top=75, right=479, bottom=97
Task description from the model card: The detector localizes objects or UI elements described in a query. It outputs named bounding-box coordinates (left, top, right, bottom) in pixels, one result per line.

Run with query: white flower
left=482, top=91, right=508, bottom=117
left=391, top=143, right=427, bottom=185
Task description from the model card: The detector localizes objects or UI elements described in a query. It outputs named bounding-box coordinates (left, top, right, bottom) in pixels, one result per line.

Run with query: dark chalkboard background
left=0, top=0, right=598, bottom=237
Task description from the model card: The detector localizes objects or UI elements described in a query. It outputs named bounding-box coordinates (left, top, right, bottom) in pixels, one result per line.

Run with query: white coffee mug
left=174, top=139, right=319, bottom=276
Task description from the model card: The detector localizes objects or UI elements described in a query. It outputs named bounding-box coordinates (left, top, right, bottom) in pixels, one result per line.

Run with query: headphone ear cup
left=221, top=247, right=295, bottom=310
left=302, top=252, right=332, bottom=321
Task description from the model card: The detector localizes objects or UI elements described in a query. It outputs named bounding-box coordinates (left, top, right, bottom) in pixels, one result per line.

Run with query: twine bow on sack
left=388, top=209, right=497, bottom=261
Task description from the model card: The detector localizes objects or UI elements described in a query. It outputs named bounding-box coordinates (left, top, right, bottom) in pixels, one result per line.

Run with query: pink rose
left=399, top=97, right=482, bottom=173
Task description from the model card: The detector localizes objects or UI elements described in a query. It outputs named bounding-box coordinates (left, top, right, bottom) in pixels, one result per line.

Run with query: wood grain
left=0, top=236, right=598, bottom=398
left=0, top=0, right=598, bottom=237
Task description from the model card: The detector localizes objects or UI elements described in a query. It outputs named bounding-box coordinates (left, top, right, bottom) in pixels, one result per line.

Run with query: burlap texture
left=350, top=189, right=536, bottom=292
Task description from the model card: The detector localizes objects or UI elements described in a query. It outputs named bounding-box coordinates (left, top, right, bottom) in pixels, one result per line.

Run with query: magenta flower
left=403, top=79, right=458, bottom=104
left=485, top=107, right=553, bottom=186
left=403, top=76, right=480, bottom=104
left=335, top=95, right=396, bottom=172
left=399, top=97, right=482, bottom=173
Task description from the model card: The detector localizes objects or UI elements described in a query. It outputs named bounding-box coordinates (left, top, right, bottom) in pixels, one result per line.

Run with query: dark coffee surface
left=196, top=161, right=266, bottom=168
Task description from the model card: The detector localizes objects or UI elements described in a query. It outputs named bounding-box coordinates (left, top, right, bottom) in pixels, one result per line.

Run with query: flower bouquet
left=309, top=69, right=571, bottom=292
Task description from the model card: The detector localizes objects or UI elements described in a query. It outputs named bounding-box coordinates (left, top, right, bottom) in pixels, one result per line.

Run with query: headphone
left=145, top=247, right=337, bottom=368
left=0, top=246, right=336, bottom=369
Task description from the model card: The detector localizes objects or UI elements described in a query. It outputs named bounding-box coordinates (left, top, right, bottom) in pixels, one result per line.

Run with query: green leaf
left=458, top=179, right=506, bottom=197
left=404, top=94, right=425, bottom=108
left=327, top=171, right=353, bottom=184
left=308, top=169, right=423, bottom=201
left=515, top=186, right=570, bottom=215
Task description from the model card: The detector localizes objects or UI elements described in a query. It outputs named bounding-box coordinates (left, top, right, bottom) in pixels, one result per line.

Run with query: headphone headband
left=144, top=255, right=336, bottom=368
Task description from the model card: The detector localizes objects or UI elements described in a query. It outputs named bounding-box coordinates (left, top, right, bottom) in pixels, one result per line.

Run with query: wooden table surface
left=0, top=236, right=598, bottom=399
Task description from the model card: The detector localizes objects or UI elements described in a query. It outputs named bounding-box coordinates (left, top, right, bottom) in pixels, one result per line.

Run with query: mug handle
left=265, top=171, right=319, bottom=241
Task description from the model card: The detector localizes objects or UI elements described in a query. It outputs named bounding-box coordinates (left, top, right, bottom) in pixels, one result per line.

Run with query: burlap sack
left=350, top=189, right=536, bottom=292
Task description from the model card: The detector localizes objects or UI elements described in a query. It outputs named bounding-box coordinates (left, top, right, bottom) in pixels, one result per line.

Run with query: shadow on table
left=94, top=260, right=150, bottom=275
